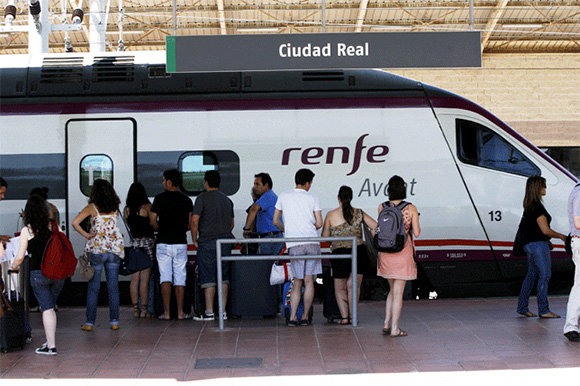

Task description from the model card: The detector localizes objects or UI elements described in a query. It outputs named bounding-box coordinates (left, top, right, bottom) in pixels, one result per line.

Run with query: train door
left=66, top=118, right=136, bottom=279
left=437, top=112, right=541, bottom=280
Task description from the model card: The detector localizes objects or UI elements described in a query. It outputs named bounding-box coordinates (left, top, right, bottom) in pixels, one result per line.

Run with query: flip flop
left=539, top=312, right=561, bottom=319
left=390, top=329, right=408, bottom=338
left=520, top=311, right=537, bottom=317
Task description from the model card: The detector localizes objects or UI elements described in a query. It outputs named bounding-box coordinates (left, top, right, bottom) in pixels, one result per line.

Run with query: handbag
left=565, top=234, right=573, bottom=255
left=362, top=220, right=378, bottom=268
left=78, top=253, right=95, bottom=280
left=119, top=212, right=153, bottom=276
left=120, top=246, right=152, bottom=276
left=270, top=262, right=293, bottom=285
left=513, top=216, right=527, bottom=257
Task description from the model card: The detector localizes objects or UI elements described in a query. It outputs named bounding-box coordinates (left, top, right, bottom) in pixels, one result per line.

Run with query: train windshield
left=456, top=119, right=540, bottom=177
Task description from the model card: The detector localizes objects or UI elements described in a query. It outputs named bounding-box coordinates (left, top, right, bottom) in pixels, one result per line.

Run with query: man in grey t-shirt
left=191, top=170, right=234, bottom=321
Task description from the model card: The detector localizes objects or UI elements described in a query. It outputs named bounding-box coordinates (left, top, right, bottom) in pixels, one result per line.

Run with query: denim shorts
left=30, top=270, right=65, bottom=312
left=197, top=240, right=231, bottom=289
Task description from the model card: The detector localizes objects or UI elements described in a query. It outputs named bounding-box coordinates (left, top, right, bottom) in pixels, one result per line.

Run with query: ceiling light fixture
left=237, top=27, right=279, bottom=32
left=502, top=24, right=543, bottom=28
left=371, top=25, right=413, bottom=30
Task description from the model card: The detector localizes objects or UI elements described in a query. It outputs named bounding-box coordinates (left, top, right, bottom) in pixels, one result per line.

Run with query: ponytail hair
left=338, top=185, right=354, bottom=225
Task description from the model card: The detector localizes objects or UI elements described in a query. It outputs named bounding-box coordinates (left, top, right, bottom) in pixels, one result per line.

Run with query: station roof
left=1, top=0, right=579, bottom=55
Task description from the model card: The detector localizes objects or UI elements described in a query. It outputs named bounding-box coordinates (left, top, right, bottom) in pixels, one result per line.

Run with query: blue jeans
left=257, top=233, right=284, bottom=256
left=517, top=241, right=552, bottom=315
left=86, top=252, right=121, bottom=326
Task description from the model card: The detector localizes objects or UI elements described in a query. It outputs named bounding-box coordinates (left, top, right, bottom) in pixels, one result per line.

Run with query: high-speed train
left=0, top=51, right=577, bottom=298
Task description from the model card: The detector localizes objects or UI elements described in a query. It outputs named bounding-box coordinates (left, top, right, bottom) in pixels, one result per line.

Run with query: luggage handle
left=5, top=269, right=20, bottom=303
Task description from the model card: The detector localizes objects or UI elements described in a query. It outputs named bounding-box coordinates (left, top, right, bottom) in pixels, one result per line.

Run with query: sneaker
left=193, top=312, right=215, bottom=321
left=222, top=312, right=228, bottom=321
left=35, top=346, right=57, bottom=355
left=564, top=331, right=580, bottom=342
left=25, top=336, right=33, bottom=344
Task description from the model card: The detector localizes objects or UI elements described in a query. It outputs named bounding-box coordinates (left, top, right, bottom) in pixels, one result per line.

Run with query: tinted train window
left=80, top=154, right=113, bottom=196
left=456, top=119, right=540, bottom=177
left=137, top=150, right=240, bottom=197
left=541, top=146, right=580, bottom=178
left=179, top=152, right=218, bottom=194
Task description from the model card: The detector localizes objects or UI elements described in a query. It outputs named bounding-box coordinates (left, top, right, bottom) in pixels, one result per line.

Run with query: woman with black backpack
left=377, top=175, right=421, bottom=337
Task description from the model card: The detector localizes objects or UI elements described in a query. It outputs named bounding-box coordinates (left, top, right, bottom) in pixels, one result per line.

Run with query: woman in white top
left=73, top=179, right=124, bottom=331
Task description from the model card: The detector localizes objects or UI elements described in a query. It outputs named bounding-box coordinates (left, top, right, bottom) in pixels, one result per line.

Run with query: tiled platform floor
left=1, top=296, right=579, bottom=381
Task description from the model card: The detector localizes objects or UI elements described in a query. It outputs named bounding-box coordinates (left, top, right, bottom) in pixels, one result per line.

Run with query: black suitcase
left=230, top=260, right=277, bottom=319
left=186, top=264, right=203, bottom=317
left=0, top=272, right=26, bottom=353
left=322, top=265, right=342, bottom=323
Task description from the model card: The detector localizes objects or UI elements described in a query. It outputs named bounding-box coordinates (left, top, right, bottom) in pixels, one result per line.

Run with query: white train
left=0, top=51, right=577, bottom=297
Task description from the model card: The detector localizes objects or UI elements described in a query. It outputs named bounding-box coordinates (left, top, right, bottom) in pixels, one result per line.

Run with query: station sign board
left=166, top=31, right=481, bottom=73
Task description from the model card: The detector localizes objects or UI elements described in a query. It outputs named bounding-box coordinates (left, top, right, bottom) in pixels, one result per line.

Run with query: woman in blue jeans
left=517, top=176, right=567, bottom=318
left=73, top=179, right=124, bottom=331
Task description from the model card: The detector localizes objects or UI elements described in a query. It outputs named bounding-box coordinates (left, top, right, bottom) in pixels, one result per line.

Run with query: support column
left=89, top=0, right=106, bottom=52
left=28, top=0, right=50, bottom=53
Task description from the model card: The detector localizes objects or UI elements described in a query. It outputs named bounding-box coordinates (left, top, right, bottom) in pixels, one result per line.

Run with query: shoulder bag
left=362, top=220, right=378, bottom=268
left=513, top=216, right=527, bottom=257
left=119, top=211, right=153, bottom=276
left=78, top=252, right=94, bottom=280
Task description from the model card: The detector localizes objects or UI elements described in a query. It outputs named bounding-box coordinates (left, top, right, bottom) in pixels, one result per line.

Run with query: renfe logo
left=281, top=134, right=389, bottom=176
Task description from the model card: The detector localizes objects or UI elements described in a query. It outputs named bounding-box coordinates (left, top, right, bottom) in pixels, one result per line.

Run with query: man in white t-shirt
left=273, top=168, right=323, bottom=326
left=564, top=182, right=580, bottom=342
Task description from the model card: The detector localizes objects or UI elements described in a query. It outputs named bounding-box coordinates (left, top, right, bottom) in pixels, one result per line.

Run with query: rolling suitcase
left=230, top=259, right=277, bottom=319
left=322, top=265, right=342, bottom=323
left=282, top=280, right=312, bottom=323
left=187, top=264, right=204, bottom=318
left=0, top=270, right=26, bottom=353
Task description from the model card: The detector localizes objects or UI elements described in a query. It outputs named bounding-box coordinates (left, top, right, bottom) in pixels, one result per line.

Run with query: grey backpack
left=374, top=201, right=410, bottom=253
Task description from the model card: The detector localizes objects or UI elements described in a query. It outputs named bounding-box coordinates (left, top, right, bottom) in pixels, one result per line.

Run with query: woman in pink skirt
left=377, top=175, right=421, bottom=337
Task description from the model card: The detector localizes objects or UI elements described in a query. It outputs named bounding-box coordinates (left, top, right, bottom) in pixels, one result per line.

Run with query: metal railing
left=216, top=236, right=357, bottom=331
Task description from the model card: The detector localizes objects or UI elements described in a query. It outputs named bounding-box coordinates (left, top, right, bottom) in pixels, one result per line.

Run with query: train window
left=541, top=147, right=580, bottom=178
left=456, top=119, right=540, bottom=177
left=80, top=154, right=113, bottom=196
left=179, top=152, right=218, bottom=194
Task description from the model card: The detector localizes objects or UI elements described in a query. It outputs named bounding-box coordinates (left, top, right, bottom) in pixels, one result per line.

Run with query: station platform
left=1, top=296, right=579, bottom=385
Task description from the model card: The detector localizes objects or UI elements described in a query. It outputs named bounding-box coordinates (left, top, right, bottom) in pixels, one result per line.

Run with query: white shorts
left=289, top=244, right=322, bottom=279
left=156, top=243, right=188, bottom=286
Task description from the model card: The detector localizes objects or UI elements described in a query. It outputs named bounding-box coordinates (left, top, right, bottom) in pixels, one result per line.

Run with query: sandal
left=334, top=318, right=350, bottom=325
left=390, top=329, right=408, bottom=338
left=382, top=328, right=391, bottom=335
left=539, top=312, right=560, bottom=319
left=133, top=304, right=140, bottom=318
left=140, top=304, right=151, bottom=319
